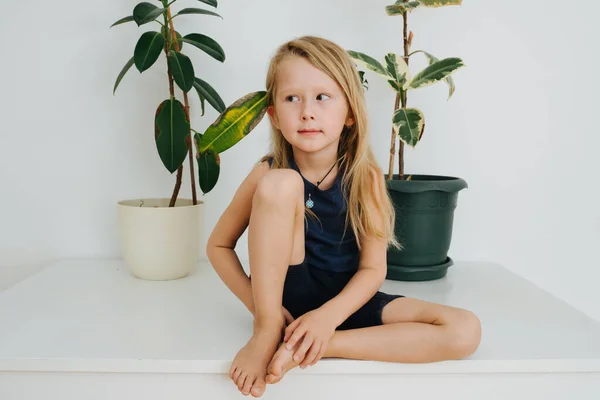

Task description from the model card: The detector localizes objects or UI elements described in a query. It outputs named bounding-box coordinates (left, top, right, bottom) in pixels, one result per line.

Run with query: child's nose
left=301, top=103, right=315, bottom=120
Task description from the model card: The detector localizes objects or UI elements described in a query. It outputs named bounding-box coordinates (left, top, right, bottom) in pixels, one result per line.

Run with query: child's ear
left=267, top=106, right=280, bottom=129
left=345, top=114, right=355, bottom=127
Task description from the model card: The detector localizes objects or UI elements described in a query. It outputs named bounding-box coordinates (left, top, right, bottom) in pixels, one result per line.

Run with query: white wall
left=1, top=0, right=599, bottom=320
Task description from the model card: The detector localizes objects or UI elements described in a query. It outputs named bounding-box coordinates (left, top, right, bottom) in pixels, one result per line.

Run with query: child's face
left=268, top=56, right=354, bottom=156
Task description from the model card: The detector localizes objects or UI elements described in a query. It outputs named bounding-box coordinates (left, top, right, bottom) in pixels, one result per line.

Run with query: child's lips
left=298, top=129, right=321, bottom=135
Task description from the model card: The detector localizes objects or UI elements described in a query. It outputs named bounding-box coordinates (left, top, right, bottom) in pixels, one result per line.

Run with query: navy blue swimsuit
left=273, top=155, right=404, bottom=330
left=289, top=155, right=360, bottom=274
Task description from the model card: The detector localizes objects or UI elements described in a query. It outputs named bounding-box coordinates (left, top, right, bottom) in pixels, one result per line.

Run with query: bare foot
left=229, top=321, right=283, bottom=397
left=266, top=340, right=302, bottom=384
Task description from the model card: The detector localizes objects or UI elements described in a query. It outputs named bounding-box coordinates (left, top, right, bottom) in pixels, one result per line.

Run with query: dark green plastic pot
left=385, top=174, right=467, bottom=281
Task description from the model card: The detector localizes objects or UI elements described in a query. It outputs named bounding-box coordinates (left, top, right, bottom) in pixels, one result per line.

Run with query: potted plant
left=348, top=0, right=467, bottom=281
left=110, top=0, right=266, bottom=280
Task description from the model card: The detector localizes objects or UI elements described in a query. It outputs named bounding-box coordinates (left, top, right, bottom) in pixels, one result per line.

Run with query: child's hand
left=282, top=305, right=294, bottom=325
left=283, top=307, right=336, bottom=368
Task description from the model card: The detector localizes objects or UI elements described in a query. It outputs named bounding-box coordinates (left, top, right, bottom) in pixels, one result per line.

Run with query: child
left=206, top=36, right=481, bottom=398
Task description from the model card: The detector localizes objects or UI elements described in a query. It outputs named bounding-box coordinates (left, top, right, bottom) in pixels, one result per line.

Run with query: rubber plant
left=348, top=0, right=465, bottom=180
left=111, top=0, right=267, bottom=206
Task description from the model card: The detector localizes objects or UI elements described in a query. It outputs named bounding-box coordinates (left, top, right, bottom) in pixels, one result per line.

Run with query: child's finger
left=284, top=319, right=301, bottom=342
left=293, top=336, right=314, bottom=362
left=311, top=343, right=327, bottom=366
left=301, top=343, right=320, bottom=368
left=285, top=326, right=306, bottom=350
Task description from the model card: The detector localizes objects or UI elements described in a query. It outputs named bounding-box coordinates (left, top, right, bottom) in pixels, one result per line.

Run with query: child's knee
left=450, top=310, right=481, bottom=358
left=255, top=169, right=303, bottom=204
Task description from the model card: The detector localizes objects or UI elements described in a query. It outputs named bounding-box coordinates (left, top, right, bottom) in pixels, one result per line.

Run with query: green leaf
left=386, top=1, right=421, bottom=15
left=392, top=107, right=425, bottom=147
left=388, top=80, right=404, bottom=93
left=111, top=16, right=135, bottom=27
left=197, top=91, right=206, bottom=116
left=195, top=134, right=220, bottom=194
left=347, top=51, right=389, bottom=79
left=198, top=91, right=267, bottom=154
left=193, top=77, right=225, bottom=113
left=173, top=8, right=223, bottom=19
left=182, top=33, right=225, bottom=62
left=134, top=31, right=165, bottom=72
left=417, top=0, right=462, bottom=7
left=198, top=0, right=218, bottom=8
left=155, top=99, right=190, bottom=173
left=168, top=50, right=195, bottom=92
left=133, top=2, right=166, bottom=26
left=413, top=50, right=456, bottom=99
left=113, top=56, right=135, bottom=94
left=384, top=53, right=410, bottom=92
left=407, top=57, right=464, bottom=90
left=161, top=26, right=184, bottom=51
left=358, top=70, right=369, bottom=90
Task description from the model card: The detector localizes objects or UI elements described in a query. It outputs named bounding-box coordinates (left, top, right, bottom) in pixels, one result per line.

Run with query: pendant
left=305, top=193, right=314, bottom=209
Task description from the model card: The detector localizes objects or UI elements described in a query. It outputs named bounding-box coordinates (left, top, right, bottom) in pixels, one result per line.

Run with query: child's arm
left=206, top=160, right=271, bottom=316
left=320, top=168, right=388, bottom=325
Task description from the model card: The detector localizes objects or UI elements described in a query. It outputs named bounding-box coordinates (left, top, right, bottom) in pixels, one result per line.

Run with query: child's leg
left=267, top=298, right=481, bottom=383
left=230, top=169, right=305, bottom=398
left=324, top=297, right=481, bottom=362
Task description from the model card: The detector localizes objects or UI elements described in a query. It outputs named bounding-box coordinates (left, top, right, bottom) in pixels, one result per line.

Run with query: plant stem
left=165, top=6, right=198, bottom=207
left=398, top=0, right=410, bottom=180
left=162, top=11, right=184, bottom=207
left=388, top=93, right=400, bottom=180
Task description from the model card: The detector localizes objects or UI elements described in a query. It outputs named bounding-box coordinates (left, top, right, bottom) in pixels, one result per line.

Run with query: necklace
left=305, top=158, right=340, bottom=209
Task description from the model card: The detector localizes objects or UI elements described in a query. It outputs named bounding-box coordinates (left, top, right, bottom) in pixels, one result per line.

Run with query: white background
left=1, top=0, right=598, bottom=321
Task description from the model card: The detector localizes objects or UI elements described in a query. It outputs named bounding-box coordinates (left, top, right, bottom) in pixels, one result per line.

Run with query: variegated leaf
left=417, top=0, right=462, bottom=7
left=347, top=51, right=389, bottom=79
left=407, top=57, right=464, bottom=90
left=413, top=50, right=456, bottom=99
left=198, top=91, right=268, bottom=154
left=386, top=1, right=421, bottom=15
left=392, top=107, right=424, bottom=147
left=384, top=53, right=410, bottom=92
left=358, top=70, right=369, bottom=90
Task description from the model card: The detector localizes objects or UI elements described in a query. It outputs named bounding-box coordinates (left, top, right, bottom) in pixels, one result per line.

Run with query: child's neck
left=292, top=150, right=341, bottom=189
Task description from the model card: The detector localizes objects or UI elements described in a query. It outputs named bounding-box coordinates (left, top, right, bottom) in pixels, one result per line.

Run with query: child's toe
left=241, top=375, right=254, bottom=395
left=237, top=373, right=248, bottom=391
left=251, top=377, right=266, bottom=397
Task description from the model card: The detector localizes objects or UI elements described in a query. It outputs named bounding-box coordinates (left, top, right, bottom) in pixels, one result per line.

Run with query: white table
left=1, top=259, right=599, bottom=399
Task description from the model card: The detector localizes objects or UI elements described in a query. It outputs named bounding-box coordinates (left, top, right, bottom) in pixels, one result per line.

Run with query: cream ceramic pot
left=116, top=198, right=204, bottom=280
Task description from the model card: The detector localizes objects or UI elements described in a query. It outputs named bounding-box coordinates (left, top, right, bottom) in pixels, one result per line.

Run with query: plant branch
left=162, top=11, right=184, bottom=207
left=388, top=93, right=400, bottom=180
left=167, top=6, right=198, bottom=206
left=398, top=0, right=410, bottom=180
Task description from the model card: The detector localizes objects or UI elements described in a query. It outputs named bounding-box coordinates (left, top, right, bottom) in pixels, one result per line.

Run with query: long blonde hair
left=260, top=36, right=400, bottom=250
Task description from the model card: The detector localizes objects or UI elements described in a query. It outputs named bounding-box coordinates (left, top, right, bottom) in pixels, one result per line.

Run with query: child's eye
left=286, top=95, right=299, bottom=102
left=317, top=94, right=331, bottom=101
